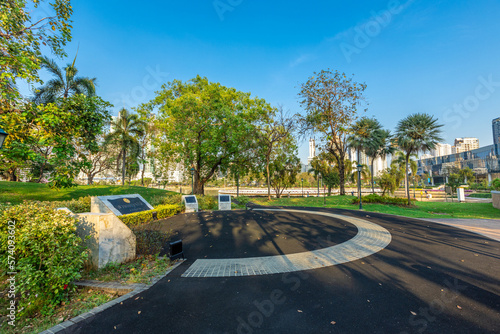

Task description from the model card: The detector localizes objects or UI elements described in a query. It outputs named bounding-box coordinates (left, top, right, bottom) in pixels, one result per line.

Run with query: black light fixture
left=357, top=164, right=363, bottom=210
left=169, top=239, right=184, bottom=260
left=301, top=178, right=304, bottom=197
left=0, top=128, right=8, bottom=149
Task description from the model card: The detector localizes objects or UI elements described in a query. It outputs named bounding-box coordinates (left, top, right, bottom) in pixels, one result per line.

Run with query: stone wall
left=75, top=213, right=136, bottom=269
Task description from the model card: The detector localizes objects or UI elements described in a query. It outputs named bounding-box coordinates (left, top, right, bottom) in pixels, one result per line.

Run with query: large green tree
left=0, top=94, right=111, bottom=187
left=298, top=69, right=367, bottom=195
left=148, top=76, right=272, bottom=194
left=0, top=0, right=73, bottom=110
left=395, top=113, right=443, bottom=205
left=106, top=108, right=145, bottom=186
left=34, top=56, right=96, bottom=103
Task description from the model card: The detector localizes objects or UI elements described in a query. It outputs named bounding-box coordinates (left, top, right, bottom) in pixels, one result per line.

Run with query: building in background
left=430, top=143, right=452, bottom=157
left=348, top=148, right=388, bottom=177
left=493, top=117, right=500, bottom=146
left=452, top=137, right=479, bottom=153
left=307, top=138, right=316, bottom=165
left=418, top=124, right=499, bottom=185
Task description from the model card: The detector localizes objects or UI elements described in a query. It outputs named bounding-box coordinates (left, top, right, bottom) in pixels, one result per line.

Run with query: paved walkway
left=419, top=218, right=500, bottom=242
left=61, top=207, right=500, bottom=334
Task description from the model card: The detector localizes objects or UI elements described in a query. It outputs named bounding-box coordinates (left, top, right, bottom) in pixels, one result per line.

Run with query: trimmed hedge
left=48, top=196, right=91, bottom=213
left=352, top=194, right=415, bottom=206
left=118, top=204, right=184, bottom=227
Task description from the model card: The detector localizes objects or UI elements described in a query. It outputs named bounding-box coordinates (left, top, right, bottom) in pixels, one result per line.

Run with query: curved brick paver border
left=181, top=209, right=392, bottom=277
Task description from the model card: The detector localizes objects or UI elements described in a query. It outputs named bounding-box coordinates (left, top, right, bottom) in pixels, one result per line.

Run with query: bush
left=119, top=204, right=184, bottom=227
left=491, top=178, right=500, bottom=191
left=47, top=196, right=91, bottom=213
left=352, top=194, right=415, bottom=206
left=132, top=228, right=171, bottom=255
left=0, top=202, right=87, bottom=316
left=197, top=195, right=218, bottom=211
left=235, top=196, right=251, bottom=206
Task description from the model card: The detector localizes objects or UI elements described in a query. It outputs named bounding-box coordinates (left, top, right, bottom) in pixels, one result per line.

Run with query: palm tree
left=365, top=129, right=394, bottom=193
left=106, top=109, right=145, bottom=185
left=349, top=117, right=384, bottom=196
left=34, top=55, right=96, bottom=104
left=391, top=151, right=418, bottom=196
left=395, top=113, right=443, bottom=205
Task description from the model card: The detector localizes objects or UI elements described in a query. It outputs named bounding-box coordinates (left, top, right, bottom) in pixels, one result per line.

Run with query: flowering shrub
left=0, top=202, right=87, bottom=316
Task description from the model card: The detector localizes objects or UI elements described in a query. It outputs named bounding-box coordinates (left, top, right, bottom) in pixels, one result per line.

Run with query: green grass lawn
left=250, top=195, right=500, bottom=219
left=0, top=181, right=175, bottom=205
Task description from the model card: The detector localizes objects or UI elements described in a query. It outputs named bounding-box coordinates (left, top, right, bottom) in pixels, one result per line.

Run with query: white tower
left=308, top=138, right=316, bottom=164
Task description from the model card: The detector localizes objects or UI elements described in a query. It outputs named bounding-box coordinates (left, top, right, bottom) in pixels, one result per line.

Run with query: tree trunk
left=87, top=173, right=93, bottom=185
left=141, top=161, right=146, bottom=186
left=338, top=161, right=345, bottom=195
left=405, top=154, right=410, bottom=205
left=266, top=161, right=271, bottom=201
left=8, top=168, right=17, bottom=182
left=371, top=158, right=375, bottom=194
left=122, top=148, right=126, bottom=186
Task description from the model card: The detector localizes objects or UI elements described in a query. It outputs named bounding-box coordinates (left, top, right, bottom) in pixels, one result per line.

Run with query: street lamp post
left=357, top=164, right=363, bottom=210
left=0, top=128, right=8, bottom=149
left=190, top=167, right=194, bottom=195
left=301, top=178, right=304, bottom=197
left=317, top=175, right=320, bottom=197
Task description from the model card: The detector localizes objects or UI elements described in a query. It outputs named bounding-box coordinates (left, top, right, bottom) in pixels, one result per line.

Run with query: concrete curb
left=38, top=259, right=186, bottom=334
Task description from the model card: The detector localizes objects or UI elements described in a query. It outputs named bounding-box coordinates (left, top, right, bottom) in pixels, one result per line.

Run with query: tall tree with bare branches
left=298, top=69, right=367, bottom=195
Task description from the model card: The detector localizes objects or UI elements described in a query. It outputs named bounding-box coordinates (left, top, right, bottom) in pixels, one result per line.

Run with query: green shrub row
left=118, top=204, right=184, bottom=227
left=47, top=196, right=91, bottom=213
left=352, top=194, right=415, bottom=206
left=0, top=202, right=87, bottom=317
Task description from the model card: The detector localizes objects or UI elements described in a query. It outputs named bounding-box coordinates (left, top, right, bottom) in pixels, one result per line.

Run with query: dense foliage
left=0, top=0, right=73, bottom=106
left=352, top=194, right=415, bottom=206
left=0, top=202, right=87, bottom=316
left=147, top=75, right=273, bottom=194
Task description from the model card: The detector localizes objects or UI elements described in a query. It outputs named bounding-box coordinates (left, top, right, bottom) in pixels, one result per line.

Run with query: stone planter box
left=493, top=191, right=500, bottom=210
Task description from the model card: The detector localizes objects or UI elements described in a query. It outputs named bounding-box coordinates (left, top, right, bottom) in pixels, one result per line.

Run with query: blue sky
left=22, top=0, right=500, bottom=163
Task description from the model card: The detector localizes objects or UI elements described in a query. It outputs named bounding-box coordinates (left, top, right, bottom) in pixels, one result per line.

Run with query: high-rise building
left=453, top=137, right=479, bottom=153
left=307, top=138, right=316, bottom=165
left=493, top=117, right=500, bottom=146
left=430, top=143, right=452, bottom=157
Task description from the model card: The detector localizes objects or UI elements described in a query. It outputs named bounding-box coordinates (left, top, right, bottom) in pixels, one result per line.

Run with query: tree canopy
left=0, top=0, right=73, bottom=109
left=298, top=69, right=367, bottom=195
left=148, top=75, right=273, bottom=194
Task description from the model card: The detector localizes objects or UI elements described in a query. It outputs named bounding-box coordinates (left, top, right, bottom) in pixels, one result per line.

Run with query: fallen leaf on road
left=410, top=311, right=417, bottom=316
left=297, top=310, right=302, bottom=313
left=138, top=311, right=141, bottom=314
left=330, top=321, right=336, bottom=325
left=457, top=305, right=462, bottom=309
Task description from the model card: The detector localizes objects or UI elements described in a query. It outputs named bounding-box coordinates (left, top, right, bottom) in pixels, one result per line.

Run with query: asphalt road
left=63, top=207, right=500, bottom=334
